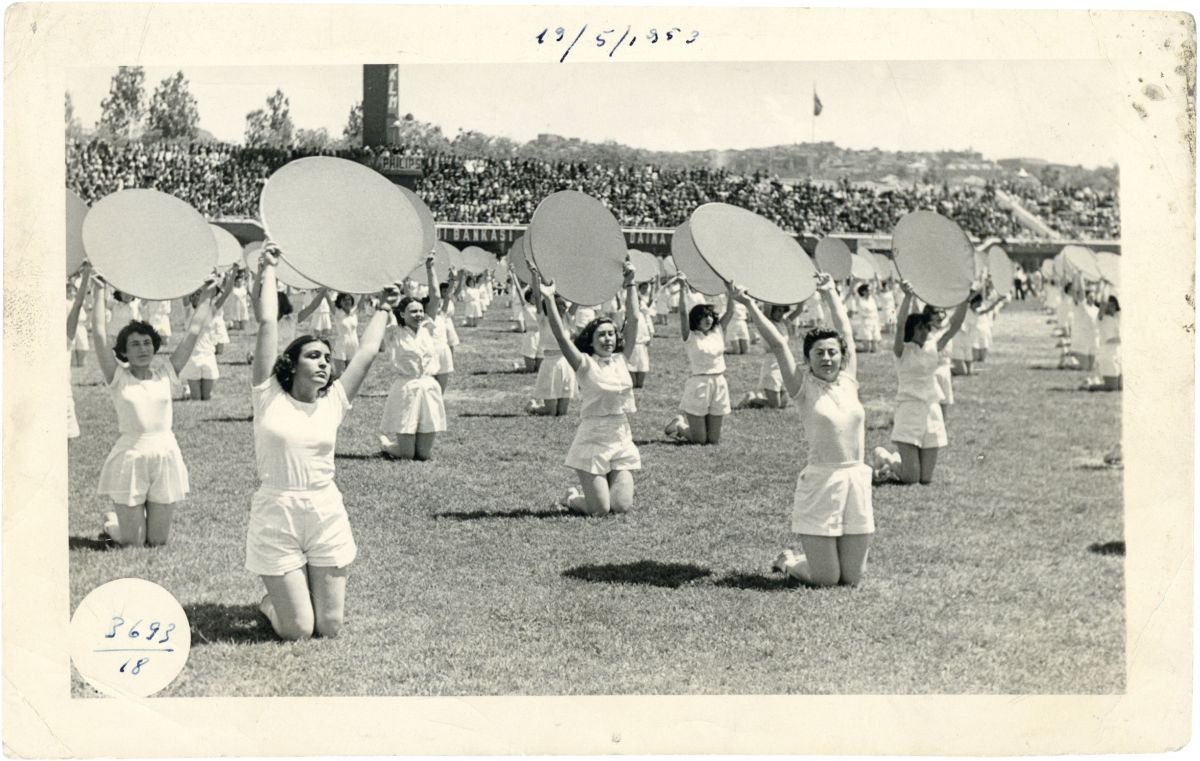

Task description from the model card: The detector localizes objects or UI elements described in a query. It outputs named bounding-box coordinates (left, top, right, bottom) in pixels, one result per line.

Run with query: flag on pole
left=813, top=90, right=823, bottom=117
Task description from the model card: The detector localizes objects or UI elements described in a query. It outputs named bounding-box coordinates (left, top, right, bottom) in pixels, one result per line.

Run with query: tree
left=294, top=127, right=332, bottom=151
left=97, top=66, right=146, bottom=138
left=342, top=102, right=362, bottom=146
left=244, top=89, right=294, bottom=148
left=147, top=71, right=200, bottom=140
left=65, top=92, right=82, bottom=138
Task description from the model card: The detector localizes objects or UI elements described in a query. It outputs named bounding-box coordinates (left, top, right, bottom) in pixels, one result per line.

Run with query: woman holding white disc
left=1069, top=272, right=1100, bottom=373
left=628, top=281, right=656, bottom=388
left=326, top=291, right=359, bottom=377
left=725, top=298, right=751, bottom=355
left=425, top=276, right=456, bottom=393
left=664, top=274, right=735, bottom=445
left=226, top=270, right=251, bottom=331
left=845, top=281, right=881, bottom=353
left=67, top=276, right=92, bottom=367
left=518, top=287, right=543, bottom=373
left=532, top=257, right=641, bottom=516
left=67, top=264, right=92, bottom=439
left=142, top=299, right=172, bottom=349
left=971, top=282, right=1009, bottom=364
left=89, top=275, right=219, bottom=547
left=527, top=273, right=578, bottom=417
left=1085, top=286, right=1121, bottom=391
left=107, top=289, right=140, bottom=337
left=247, top=244, right=391, bottom=641
left=379, top=254, right=448, bottom=461
left=732, top=273, right=873, bottom=587
left=179, top=270, right=237, bottom=401
left=462, top=274, right=484, bottom=328
left=887, top=284, right=969, bottom=485
left=737, top=302, right=795, bottom=410
left=923, top=305, right=956, bottom=422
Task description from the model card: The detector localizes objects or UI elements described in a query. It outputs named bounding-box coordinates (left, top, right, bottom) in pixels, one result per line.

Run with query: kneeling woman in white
left=734, top=273, right=872, bottom=586
left=380, top=255, right=448, bottom=461
left=248, top=244, right=390, bottom=641
left=666, top=274, right=735, bottom=445
left=540, top=260, right=641, bottom=516
left=90, top=277, right=218, bottom=547
left=890, top=284, right=968, bottom=485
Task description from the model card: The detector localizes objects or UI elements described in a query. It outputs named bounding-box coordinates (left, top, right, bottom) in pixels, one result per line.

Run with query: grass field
left=68, top=298, right=1123, bottom=696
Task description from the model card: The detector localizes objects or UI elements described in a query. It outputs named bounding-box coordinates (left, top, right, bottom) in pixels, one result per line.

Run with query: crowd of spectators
left=1001, top=181, right=1120, bottom=239
left=66, top=138, right=1117, bottom=240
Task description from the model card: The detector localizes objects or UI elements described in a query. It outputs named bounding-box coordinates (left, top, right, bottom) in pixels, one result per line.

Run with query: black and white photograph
left=4, top=3, right=1194, bottom=757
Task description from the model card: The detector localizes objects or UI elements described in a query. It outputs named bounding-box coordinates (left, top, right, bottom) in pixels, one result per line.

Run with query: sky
left=68, top=60, right=1122, bottom=168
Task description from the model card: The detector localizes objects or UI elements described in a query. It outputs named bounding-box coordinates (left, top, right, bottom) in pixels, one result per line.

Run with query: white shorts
left=520, top=331, right=542, bottom=360
left=380, top=376, right=447, bottom=434
left=628, top=343, right=650, bottom=373
left=180, top=353, right=219, bottom=381
left=433, top=342, right=454, bottom=374
left=973, top=326, right=993, bottom=351
left=331, top=335, right=359, bottom=362
left=951, top=333, right=974, bottom=361
left=245, top=483, right=357, bottom=575
left=934, top=365, right=954, bottom=405
left=565, top=415, right=642, bottom=475
left=465, top=302, right=483, bottom=319
left=758, top=358, right=783, bottom=393
left=891, top=399, right=948, bottom=449
left=680, top=374, right=731, bottom=417
left=73, top=328, right=90, bottom=351
left=791, top=462, right=875, bottom=536
left=97, top=432, right=190, bottom=506
left=727, top=322, right=750, bottom=343
left=312, top=313, right=333, bottom=332
left=1097, top=345, right=1121, bottom=377
left=852, top=320, right=881, bottom=343
left=534, top=353, right=578, bottom=400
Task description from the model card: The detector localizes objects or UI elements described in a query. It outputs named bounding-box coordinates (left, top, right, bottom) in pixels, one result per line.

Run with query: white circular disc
left=461, top=245, right=493, bottom=275
left=66, top=189, right=89, bottom=276
left=628, top=249, right=659, bottom=284
left=260, top=157, right=424, bottom=293
left=210, top=225, right=244, bottom=270
left=69, top=578, right=191, bottom=698
left=814, top=237, right=853, bottom=281
left=81, top=189, right=217, bottom=300
left=275, top=254, right=325, bottom=290
left=399, top=187, right=438, bottom=257
left=528, top=190, right=627, bottom=306
left=890, top=211, right=975, bottom=308
left=987, top=245, right=1014, bottom=295
left=974, top=250, right=989, bottom=279
left=443, top=242, right=466, bottom=271
left=510, top=235, right=533, bottom=284
left=670, top=221, right=725, bottom=296
left=1096, top=251, right=1120, bottom=288
left=850, top=253, right=877, bottom=282
left=1062, top=245, right=1103, bottom=281
left=659, top=255, right=677, bottom=279
left=688, top=203, right=815, bottom=305
left=243, top=241, right=264, bottom=271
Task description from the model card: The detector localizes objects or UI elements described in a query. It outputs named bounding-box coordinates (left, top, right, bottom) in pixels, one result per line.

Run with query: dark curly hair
left=113, top=321, right=162, bottom=362
left=903, top=312, right=934, bottom=343
left=394, top=296, right=424, bottom=326
left=688, top=303, right=719, bottom=333
left=273, top=335, right=334, bottom=397
left=802, top=328, right=848, bottom=362
left=574, top=317, right=623, bottom=356
left=334, top=293, right=356, bottom=311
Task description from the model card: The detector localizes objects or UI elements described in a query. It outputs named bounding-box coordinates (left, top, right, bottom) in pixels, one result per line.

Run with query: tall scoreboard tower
left=362, top=64, right=422, bottom=190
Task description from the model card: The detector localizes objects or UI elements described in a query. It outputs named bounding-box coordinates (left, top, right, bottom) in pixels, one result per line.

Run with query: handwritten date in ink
left=536, top=25, right=699, bottom=62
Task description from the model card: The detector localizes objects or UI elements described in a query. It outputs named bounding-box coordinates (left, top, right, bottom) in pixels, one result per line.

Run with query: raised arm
left=67, top=263, right=91, bottom=341
left=170, top=279, right=219, bottom=376
left=89, top=277, right=118, bottom=384
left=936, top=300, right=971, bottom=352
left=423, top=254, right=441, bottom=317
left=735, top=285, right=802, bottom=396
left=337, top=300, right=392, bottom=402
left=295, top=287, right=329, bottom=324
left=893, top=283, right=916, bottom=359
left=528, top=257, right=584, bottom=371
left=719, top=284, right=736, bottom=329
left=252, top=246, right=281, bottom=386
left=619, top=260, right=639, bottom=362
left=677, top=273, right=691, bottom=342
left=817, top=273, right=857, bottom=378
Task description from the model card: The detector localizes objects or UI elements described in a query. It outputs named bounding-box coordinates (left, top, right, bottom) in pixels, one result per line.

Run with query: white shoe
left=772, top=549, right=798, bottom=575
left=558, top=486, right=582, bottom=509
left=100, top=511, right=120, bottom=542
left=526, top=399, right=542, bottom=414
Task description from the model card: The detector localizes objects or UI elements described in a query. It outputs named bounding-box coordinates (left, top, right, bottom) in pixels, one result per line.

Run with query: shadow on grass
left=68, top=535, right=114, bottom=552
left=632, top=438, right=690, bottom=447
left=458, top=412, right=522, bottom=419
left=432, top=508, right=570, bottom=521
left=563, top=561, right=712, bottom=588
left=470, top=369, right=529, bottom=376
left=1088, top=541, right=1125, bottom=557
left=185, top=602, right=276, bottom=646
left=335, top=452, right=391, bottom=461
left=206, top=415, right=254, bottom=423
left=712, top=572, right=796, bottom=592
